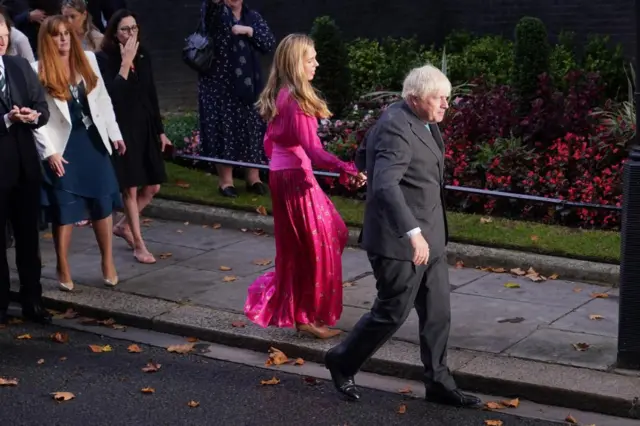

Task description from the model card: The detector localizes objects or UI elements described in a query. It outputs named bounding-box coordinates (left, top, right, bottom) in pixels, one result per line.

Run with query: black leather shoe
left=425, top=387, right=482, bottom=408
left=22, top=302, right=52, bottom=325
left=0, top=310, right=8, bottom=325
left=325, top=349, right=361, bottom=401
left=218, top=186, right=238, bottom=198
left=246, top=182, right=268, bottom=196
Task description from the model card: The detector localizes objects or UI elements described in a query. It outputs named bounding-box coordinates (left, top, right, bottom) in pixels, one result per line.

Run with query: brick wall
left=129, top=0, right=636, bottom=111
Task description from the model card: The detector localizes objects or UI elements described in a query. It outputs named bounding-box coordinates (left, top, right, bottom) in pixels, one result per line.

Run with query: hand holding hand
left=113, top=140, right=126, bottom=155
left=120, top=34, right=139, bottom=67
left=410, top=232, right=430, bottom=266
left=159, top=134, right=172, bottom=152
left=352, top=172, right=367, bottom=188
left=48, top=153, right=68, bottom=177
left=18, top=107, right=40, bottom=123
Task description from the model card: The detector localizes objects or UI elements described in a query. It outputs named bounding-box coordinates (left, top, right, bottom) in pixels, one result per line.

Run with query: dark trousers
left=0, top=181, right=43, bottom=311
left=333, top=253, right=456, bottom=390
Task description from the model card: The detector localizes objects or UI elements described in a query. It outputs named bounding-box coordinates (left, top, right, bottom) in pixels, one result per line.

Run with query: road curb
left=146, top=198, right=619, bottom=286
left=15, top=285, right=637, bottom=420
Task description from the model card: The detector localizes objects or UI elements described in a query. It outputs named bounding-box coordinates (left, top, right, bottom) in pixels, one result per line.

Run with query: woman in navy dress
left=33, top=15, right=125, bottom=292
left=198, top=0, right=275, bottom=197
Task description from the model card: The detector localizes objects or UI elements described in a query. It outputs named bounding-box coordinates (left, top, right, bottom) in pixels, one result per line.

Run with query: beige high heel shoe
left=103, top=276, right=119, bottom=287
left=296, top=324, right=342, bottom=339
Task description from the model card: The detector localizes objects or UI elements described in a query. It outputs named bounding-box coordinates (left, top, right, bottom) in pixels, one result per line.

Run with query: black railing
left=177, top=154, right=622, bottom=212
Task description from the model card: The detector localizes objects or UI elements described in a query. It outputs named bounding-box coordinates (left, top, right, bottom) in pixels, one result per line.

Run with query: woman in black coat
left=97, top=9, right=171, bottom=264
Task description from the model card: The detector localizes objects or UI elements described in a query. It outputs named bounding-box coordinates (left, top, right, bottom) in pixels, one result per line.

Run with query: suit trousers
left=334, top=252, right=456, bottom=391
left=0, top=181, right=43, bottom=310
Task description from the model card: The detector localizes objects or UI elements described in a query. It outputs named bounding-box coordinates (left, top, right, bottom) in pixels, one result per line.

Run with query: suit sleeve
left=23, top=57, right=49, bottom=128
left=370, top=119, right=419, bottom=236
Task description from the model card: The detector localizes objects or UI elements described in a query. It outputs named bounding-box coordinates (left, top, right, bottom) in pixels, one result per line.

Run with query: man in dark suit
left=325, top=65, right=482, bottom=408
left=87, top=0, right=126, bottom=32
left=0, top=12, right=51, bottom=325
left=1, top=0, right=60, bottom=55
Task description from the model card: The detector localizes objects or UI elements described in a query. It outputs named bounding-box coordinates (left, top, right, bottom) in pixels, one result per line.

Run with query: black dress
left=96, top=46, right=166, bottom=189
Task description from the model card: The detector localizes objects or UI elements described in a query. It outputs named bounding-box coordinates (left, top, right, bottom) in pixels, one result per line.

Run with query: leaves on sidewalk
left=485, top=398, right=520, bottom=411
left=51, top=392, right=75, bottom=401
left=88, top=344, right=112, bottom=353
left=485, top=401, right=505, bottom=410
left=159, top=252, right=173, bottom=260
left=265, top=347, right=289, bottom=366
left=396, top=403, right=407, bottom=414
left=0, top=377, right=18, bottom=386
left=253, top=259, right=272, bottom=266
left=455, top=260, right=464, bottom=269
left=16, top=334, right=31, bottom=340
left=37, top=359, right=45, bottom=365
left=167, top=343, right=194, bottom=354
left=187, top=400, right=200, bottom=408
left=219, top=265, right=232, bottom=271
left=589, top=314, right=604, bottom=321
left=342, top=281, right=355, bottom=288
left=53, top=308, right=78, bottom=320
left=572, top=342, right=590, bottom=352
left=294, top=358, right=304, bottom=366
left=565, top=414, right=578, bottom=424
left=50, top=332, right=68, bottom=343
left=260, top=377, right=280, bottom=385
left=484, top=421, right=503, bottom=426
left=256, top=206, right=267, bottom=216
left=127, top=344, right=143, bottom=353
left=398, top=387, right=412, bottom=394
left=591, top=292, right=609, bottom=299
left=222, top=275, right=237, bottom=282
left=186, top=337, right=199, bottom=343
left=502, top=398, right=520, bottom=408
left=142, top=361, right=161, bottom=373
left=141, top=387, right=155, bottom=394
left=504, top=282, right=520, bottom=289
left=212, top=223, right=222, bottom=229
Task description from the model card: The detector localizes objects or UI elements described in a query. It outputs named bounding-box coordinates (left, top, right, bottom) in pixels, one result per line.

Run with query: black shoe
left=22, top=302, right=52, bottom=325
left=425, top=387, right=482, bottom=408
left=246, top=182, right=268, bottom=196
left=218, top=186, right=238, bottom=198
left=0, top=310, right=7, bottom=325
left=325, top=349, right=361, bottom=401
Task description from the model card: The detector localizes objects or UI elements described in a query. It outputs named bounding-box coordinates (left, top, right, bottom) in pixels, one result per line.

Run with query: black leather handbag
left=182, top=4, right=215, bottom=73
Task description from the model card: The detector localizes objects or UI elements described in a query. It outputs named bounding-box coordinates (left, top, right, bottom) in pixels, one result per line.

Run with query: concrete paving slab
left=448, top=266, right=490, bottom=288
left=505, top=328, right=617, bottom=370
left=195, top=272, right=261, bottom=313
left=143, top=221, right=249, bottom=250
left=549, top=296, right=619, bottom=337
left=341, top=247, right=372, bottom=281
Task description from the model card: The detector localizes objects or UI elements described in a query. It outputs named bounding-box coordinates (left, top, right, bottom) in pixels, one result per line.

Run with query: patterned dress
left=198, top=1, right=275, bottom=164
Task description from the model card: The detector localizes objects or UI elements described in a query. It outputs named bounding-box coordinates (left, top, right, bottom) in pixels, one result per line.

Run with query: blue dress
left=41, top=82, right=122, bottom=226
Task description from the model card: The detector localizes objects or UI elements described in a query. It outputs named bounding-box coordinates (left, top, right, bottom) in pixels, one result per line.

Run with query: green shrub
left=514, top=17, right=551, bottom=112
left=549, top=31, right=579, bottom=88
left=447, top=35, right=513, bottom=86
left=582, top=34, right=626, bottom=100
left=443, top=30, right=475, bottom=54
left=310, top=16, right=352, bottom=116
left=163, top=112, right=199, bottom=150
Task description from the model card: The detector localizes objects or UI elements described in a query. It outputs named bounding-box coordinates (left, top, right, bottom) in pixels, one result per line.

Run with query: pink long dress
left=244, top=88, right=358, bottom=328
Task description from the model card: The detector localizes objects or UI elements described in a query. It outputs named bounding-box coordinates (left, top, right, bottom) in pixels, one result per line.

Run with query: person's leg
left=217, top=165, right=237, bottom=197
left=245, top=168, right=267, bottom=195
left=0, top=189, right=11, bottom=322
left=113, top=188, right=135, bottom=249
left=120, top=186, right=155, bottom=263
left=53, top=224, right=73, bottom=286
left=91, top=215, right=118, bottom=285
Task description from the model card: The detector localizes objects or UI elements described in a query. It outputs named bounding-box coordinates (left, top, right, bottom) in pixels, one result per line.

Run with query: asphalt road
left=0, top=321, right=565, bottom=426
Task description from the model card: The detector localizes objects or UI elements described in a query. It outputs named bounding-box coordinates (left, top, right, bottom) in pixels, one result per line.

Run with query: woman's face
left=224, top=0, right=242, bottom=10
left=52, top=23, right=71, bottom=55
left=116, top=16, right=138, bottom=45
left=61, top=6, right=86, bottom=34
left=302, top=47, right=318, bottom=81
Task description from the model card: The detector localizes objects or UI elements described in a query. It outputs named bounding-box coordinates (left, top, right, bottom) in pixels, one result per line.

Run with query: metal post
left=616, top=0, right=640, bottom=370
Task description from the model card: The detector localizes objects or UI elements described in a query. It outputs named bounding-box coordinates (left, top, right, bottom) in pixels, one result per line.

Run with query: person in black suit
left=324, top=65, right=482, bottom=408
left=0, top=11, right=51, bottom=324
left=87, top=0, right=125, bottom=32
left=2, top=0, right=60, bottom=54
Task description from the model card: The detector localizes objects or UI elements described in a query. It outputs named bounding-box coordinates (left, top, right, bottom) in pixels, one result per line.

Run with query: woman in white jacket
left=33, top=15, right=125, bottom=292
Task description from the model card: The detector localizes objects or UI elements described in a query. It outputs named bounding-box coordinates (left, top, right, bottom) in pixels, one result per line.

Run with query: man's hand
left=29, top=9, right=46, bottom=23
left=410, top=232, right=430, bottom=266
left=8, top=106, right=41, bottom=123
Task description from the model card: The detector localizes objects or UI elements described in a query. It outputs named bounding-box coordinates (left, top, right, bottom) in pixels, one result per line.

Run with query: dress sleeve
left=247, top=11, right=275, bottom=54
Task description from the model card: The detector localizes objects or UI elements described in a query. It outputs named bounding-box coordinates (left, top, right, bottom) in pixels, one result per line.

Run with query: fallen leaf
left=51, top=332, right=68, bottom=343
left=37, top=359, right=45, bottom=365
left=16, top=334, right=31, bottom=340
left=484, top=421, right=503, bottom=426
left=398, top=387, right=412, bottom=394
left=256, top=206, right=267, bottom=216
left=128, top=344, right=143, bottom=353
left=112, top=324, right=127, bottom=331
left=510, top=268, right=526, bottom=276
left=572, top=342, right=590, bottom=352
left=51, top=392, right=75, bottom=401
left=222, top=275, right=237, bottom=282
left=212, top=223, right=222, bottom=229
left=454, top=260, right=464, bottom=269
left=97, top=318, right=116, bottom=327
left=396, top=403, right=407, bottom=414
left=231, top=321, right=246, bottom=328
left=219, top=265, right=232, bottom=271
left=0, top=377, right=18, bottom=386
left=260, top=377, right=280, bottom=385
left=142, top=361, right=161, bottom=373
left=573, top=287, right=583, bottom=293
left=294, top=358, right=305, bottom=366
left=175, top=180, right=190, bottom=189
left=565, top=414, right=578, bottom=424
left=504, top=282, right=521, bottom=289
left=53, top=308, right=78, bottom=320
left=491, top=267, right=507, bottom=273
left=548, top=273, right=559, bottom=280
left=591, top=292, right=609, bottom=299
left=158, top=252, right=173, bottom=260
left=186, top=337, right=199, bottom=343
left=497, top=317, right=525, bottom=324
left=167, top=343, right=194, bottom=354
left=480, top=217, right=493, bottom=224
left=253, top=228, right=266, bottom=236
left=485, top=401, right=506, bottom=410
left=79, top=317, right=98, bottom=325
left=88, top=344, right=112, bottom=353
left=265, top=347, right=289, bottom=366
left=589, top=314, right=604, bottom=321
left=502, top=398, right=520, bottom=408
left=42, top=232, right=53, bottom=239
left=187, top=400, right=200, bottom=408
left=140, top=387, right=155, bottom=394
left=342, top=281, right=355, bottom=287
left=252, top=259, right=273, bottom=266
left=530, top=235, right=539, bottom=241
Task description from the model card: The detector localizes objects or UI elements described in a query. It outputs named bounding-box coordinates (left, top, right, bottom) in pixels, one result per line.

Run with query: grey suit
left=332, top=100, right=456, bottom=391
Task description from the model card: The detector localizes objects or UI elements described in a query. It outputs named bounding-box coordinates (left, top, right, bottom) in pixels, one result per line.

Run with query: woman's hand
left=231, top=25, right=253, bottom=37
left=113, top=140, right=126, bottom=155
left=120, top=34, right=139, bottom=67
left=47, top=153, right=68, bottom=177
left=159, top=134, right=172, bottom=152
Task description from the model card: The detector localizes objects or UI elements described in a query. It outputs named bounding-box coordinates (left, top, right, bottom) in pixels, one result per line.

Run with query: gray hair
left=401, top=64, right=452, bottom=100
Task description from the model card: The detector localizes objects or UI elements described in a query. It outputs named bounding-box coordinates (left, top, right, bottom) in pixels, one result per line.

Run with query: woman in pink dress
left=244, top=33, right=366, bottom=339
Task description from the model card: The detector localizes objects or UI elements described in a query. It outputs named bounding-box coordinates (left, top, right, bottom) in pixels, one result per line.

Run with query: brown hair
left=100, top=9, right=140, bottom=55
left=37, top=15, right=98, bottom=100
left=61, top=0, right=101, bottom=51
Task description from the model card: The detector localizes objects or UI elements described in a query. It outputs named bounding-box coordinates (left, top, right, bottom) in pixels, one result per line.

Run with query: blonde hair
left=256, top=33, right=331, bottom=122
left=401, top=64, right=452, bottom=100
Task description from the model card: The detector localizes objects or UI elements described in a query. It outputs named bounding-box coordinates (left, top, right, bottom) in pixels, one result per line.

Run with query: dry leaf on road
left=141, top=387, right=155, bottom=394
left=484, top=421, right=503, bottom=426
left=51, top=392, right=75, bottom=401
left=231, top=321, right=246, bottom=328
left=51, top=332, right=68, bottom=343
left=294, top=358, right=305, bottom=366
left=37, top=359, right=45, bottom=365
left=573, top=287, right=582, bottom=293
left=167, top=343, right=194, bottom=354
left=565, top=414, right=578, bottom=424
left=265, top=347, right=289, bottom=366
left=256, top=206, right=267, bottom=215
left=260, top=377, right=280, bottom=385
left=485, top=401, right=505, bottom=410
left=53, top=308, right=78, bottom=319
left=455, top=260, right=464, bottom=269
left=88, top=344, right=112, bottom=353
left=128, top=344, right=143, bottom=353
left=589, top=314, right=604, bottom=321
left=253, top=259, right=272, bottom=266
left=572, top=343, right=590, bottom=352
left=97, top=318, right=116, bottom=327
left=142, top=361, right=161, bottom=373
left=502, top=398, right=520, bottom=408
left=219, top=266, right=232, bottom=271
left=396, top=403, right=407, bottom=414
left=504, top=282, right=521, bottom=289
left=16, top=334, right=31, bottom=340
left=186, top=337, right=199, bottom=343
left=591, top=292, right=609, bottom=299
left=159, top=252, right=173, bottom=260
left=222, top=275, right=237, bottom=282
left=548, top=273, right=559, bottom=280
left=342, top=281, right=355, bottom=287
left=398, top=387, right=412, bottom=394
left=510, top=268, right=526, bottom=276
left=0, top=377, right=18, bottom=386
left=212, top=223, right=222, bottom=229
left=187, top=400, right=200, bottom=408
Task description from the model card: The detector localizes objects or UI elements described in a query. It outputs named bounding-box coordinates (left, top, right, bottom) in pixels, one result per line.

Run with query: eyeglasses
left=118, top=25, right=138, bottom=34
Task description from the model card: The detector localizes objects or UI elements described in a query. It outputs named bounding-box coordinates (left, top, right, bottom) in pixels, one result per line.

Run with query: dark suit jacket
left=3, top=0, right=61, bottom=52
left=356, top=101, right=448, bottom=262
left=0, top=54, right=50, bottom=189
left=87, top=0, right=127, bottom=32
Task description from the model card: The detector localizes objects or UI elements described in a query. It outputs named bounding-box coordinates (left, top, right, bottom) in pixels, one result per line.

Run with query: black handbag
left=182, top=4, right=215, bottom=73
